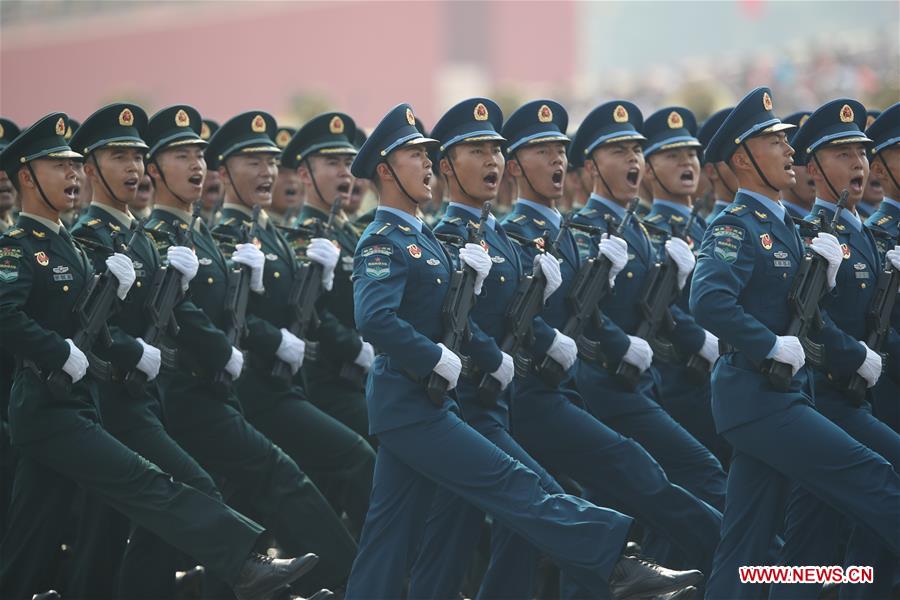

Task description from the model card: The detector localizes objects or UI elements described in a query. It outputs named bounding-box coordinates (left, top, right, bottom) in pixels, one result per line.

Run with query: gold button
left=827, top=373, right=833, bottom=380
left=207, top=277, right=214, bottom=284
left=274, top=271, right=280, bottom=279
left=136, top=281, right=141, bottom=288
left=436, top=278, right=442, bottom=284
left=62, top=285, right=69, bottom=292
left=782, top=273, right=787, bottom=279
left=861, top=282, right=866, bottom=289
left=500, top=275, right=506, bottom=283
left=626, top=272, right=633, bottom=279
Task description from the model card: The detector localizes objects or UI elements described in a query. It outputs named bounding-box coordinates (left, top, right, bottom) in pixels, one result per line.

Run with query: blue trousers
left=345, top=409, right=633, bottom=599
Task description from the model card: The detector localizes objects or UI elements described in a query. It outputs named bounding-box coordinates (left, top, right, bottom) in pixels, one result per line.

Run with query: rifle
left=474, top=222, right=568, bottom=406
left=47, top=221, right=145, bottom=400
left=426, top=202, right=491, bottom=405
left=762, top=191, right=848, bottom=391
left=123, top=203, right=202, bottom=397
left=535, top=198, right=639, bottom=386
left=615, top=203, right=703, bottom=390
left=845, top=229, right=900, bottom=404
left=212, top=204, right=261, bottom=391
left=271, top=197, right=342, bottom=382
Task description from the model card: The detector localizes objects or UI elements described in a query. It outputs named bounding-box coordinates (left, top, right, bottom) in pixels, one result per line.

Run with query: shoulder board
left=4, top=228, right=25, bottom=239
left=645, top=213, right=663, bottom=223
left=302, top=217, right=320, bottom=227
left=371, top=221, right=397, bottom=237
left=875, top=215, right=892, bottom=226
left=834, top=223, right=847, bottom=233
left=580, top=208, right=597, bottom=217
left=751, top=210, right=768, bottom=222
left=668, top=214, right=685, bottom=223
left=726, top=204, right=748, bottom=215
left=86, top=218, right=104, bottom=229
left=221, top=217, right=237, bottom=227
left=509, top=214, right=527, bottom=224
left=445, top=216, right=462, bottom=225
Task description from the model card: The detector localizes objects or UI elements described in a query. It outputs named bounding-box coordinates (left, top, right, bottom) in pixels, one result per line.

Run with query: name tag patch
left=364, top=255, right=391, bottom=279
left=711, top=224, right=745, bottom=264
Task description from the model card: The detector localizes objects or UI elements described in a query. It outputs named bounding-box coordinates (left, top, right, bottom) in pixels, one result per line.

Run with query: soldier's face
left=870, top=147, right=900, bottom=197
left=0, top=169, right=16, bottom=211
left=202, top=170, right=222, bottom=208
left=272, top=166, right=302, bottom=214
left=90, top=147, right=145, bottom=203
left=812, top=143, right=869, bottom=203
left=385, top=145, right=434, bottom=204
left=348, top=178, right=370, bottom=213
left=25, top=158, right=79, bottom=211
left=301, top=154, right=354, bottom=207
left=132, top=174, right=154, bottom=210
left=156, top=144, right=207, bottom=203
left=786, top=164, right=816, bottom=204
left=742, top=132, right=795, bottom=190
left=73, top=162, right=92, bottom=210
left=514, top=142, right=567, bottom=201
left=862, top=172, right=883, bottom=206
left=647, top=147, right=700, bottom=198
left=442, top=141, right=504, bottom=203
left=589, top=142, right=644, bottom=201
left=221, top=152, right=277, bottom=207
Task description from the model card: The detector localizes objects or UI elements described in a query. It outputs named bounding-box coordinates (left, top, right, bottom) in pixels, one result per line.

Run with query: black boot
left=609, top=555, right=703, bottom=600
left=233, top=553, right=319, bottom=600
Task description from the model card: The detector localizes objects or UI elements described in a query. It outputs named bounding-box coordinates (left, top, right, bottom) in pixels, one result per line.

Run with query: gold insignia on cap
left=474, top=103, right=489, bottom=121
left=667, top=111, right=683, bottom=129
left=275, top=129, right=292, bottom=148
left=839, top=104, right=854, bottom=123
left=0, top=123, right=4, bottom=138
left=200, top=122, right=211, bottom=140
left=406, top=107, right=416, bottom=126
left=799, top=114, right=809, bottom=127
left=866, top=114, right=876, bottom=128
left=55, top=117, right=66, bottom=136
left=762, top=92, right=773, bottom=111
left=538, top=104, right=553, bottom=123
left=175, top=109, right=190, bottom=127
left=329, top=115, right=345, bottom=134
left=119, top=108, right=135, bottom=127
left=251, top=115, right=266, bottom=133
left=613, top=105, right=629, bottom=123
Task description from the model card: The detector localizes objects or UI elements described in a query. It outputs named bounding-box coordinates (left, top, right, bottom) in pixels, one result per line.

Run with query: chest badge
left=491, top=255, right=505, bottom=263
left=407, top=244, right=422, bottom=259
left=759, top=233, right=773, bottom=250
left=426, top=258, right=440, bottom=266
left=265, top=253, right=278, bottom=261
left=52, top=264, right=69, bottom=274
left=773, top=251, right=788, bottom=259
left=198, top=257, right=213, bottom=266
left=841, top=243, right=851, bottom=259
left=34, top=251, right=50, bottom=266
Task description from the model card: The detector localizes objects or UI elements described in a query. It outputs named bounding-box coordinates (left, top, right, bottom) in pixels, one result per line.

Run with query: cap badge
left=65, top=125, right=74, bottom=140
left=200, top=122, right=211, bottom=140
left=55, top=117, right=66, bottom=136
left=119, top=108, right=134, bottom=127
left=275, top=129, right=292, bottom=148
left=406, top=107, right=416, bottom=126
left=538, top=104, right=553, bottom=123
left=667, top=111, right=684, bottom=129
left=251, top=115, right=267, bottom=133
left=866, top=114, right=876, bottom=128
left=762, top=92, right=773, bottom=111
left=613, top=105, right=629, bottom=123
left=329, top=115, right=345, bottom=134
left=839, top=104, right=854, bottom=123
left=0, top=123, right=4, bottom=138
left=474, top=103, right=489, bottom=121
left=175, top=109, right=190, bottom=127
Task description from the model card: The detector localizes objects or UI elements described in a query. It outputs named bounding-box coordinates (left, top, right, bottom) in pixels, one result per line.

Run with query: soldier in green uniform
left=0, top=112, right=319, bottom=600
left=199, top=119, right=223, bottom=226
left=209, top=111, right=375, bottom=541
left=270, top=126, right=304, bottom=227
left=146, top=108, right=358, bottom=595
left=0, top=119, right=20, bottom=234
left=281, top=112, right=373, bottom=440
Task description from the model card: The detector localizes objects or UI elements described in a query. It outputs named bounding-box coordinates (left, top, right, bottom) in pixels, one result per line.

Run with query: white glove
left=459, top=242, right=492, bottom=296
left=698, top=330, right=720, bottom=369
left=167, top=246, right=199, bottom=291
left=665, top=237, right=696, bottom=290
left=354, top=340, right=375, bottom=371
left=135, top=338, right=161, bottom=381
left=809, top=232, right=842, bottom=289
left=490, top=351, right=515, bottom=390
left=547, top=329, right=578, bottom=372
left=771, top=335, right=806, bottom=376
left=856, top=341, right=882, bottom=388
left=276, top=328, right=306, bottom=374
left=225, top=346, right=244, bottom=380
left=62, top=339, right=89, bottom=383
left=622, top=335, right=653, bottom=372
left=533, top=253, right=562, bottom=302
left=598, top=234, right=628, bottom=287
left=433, top=342, right=462, bottom=390
left=306, top=238, right=340, bottom=291
left=885, top=246, right=900, bottom=271
left=232, top=243, right=266, bottom=293
left=106, top=253, right=136, bottom=300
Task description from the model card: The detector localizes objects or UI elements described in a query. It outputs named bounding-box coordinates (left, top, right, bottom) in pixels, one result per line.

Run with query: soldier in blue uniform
left=781, top=111, right=816, bottom=219
left=0, top=113, right=318, bottom=600
left=144, top=108, right=353, bottom=596
left=770, top=99, right=900, bottom=600
left=640, top=106, right=730, bottom=468
left=346, top=102, right=703, bottom=599
left=496, top=100, right=722, bottom=582
left=568, top=100, right=726, bottom=515
left=859, top=110, right=885, bottom=219
left=865, top=103, right=900, bottom=433
left=690, top=87, right=900, bottom=599
left=701, top=108, right=737, bottom=221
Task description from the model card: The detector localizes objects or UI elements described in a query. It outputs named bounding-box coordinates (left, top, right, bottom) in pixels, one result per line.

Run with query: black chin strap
left=646, top=157, right=676, bottom=199
left=25, top=163, right=58, bottom=213
left=90, top=154, right=128, bottom=209
left=151, top=160, right=192, bottom=208
left=712, top=163, right=736, bottom=198
left=382, top=160, right=420, bottom=207
left=811, top=152, right=842, bottom=201
left=302, top=157, right=331, bottom=209
left=446, top=153, right=479, bottom=204
left=512, top=153, right=553, bottom=206
left=590, top=157, right=625, bottom=204
left=223, top=160, right=252, bottom=210
left=740, top=141, right=779, bottom=193
left=878, top=153, right=900, bottom=194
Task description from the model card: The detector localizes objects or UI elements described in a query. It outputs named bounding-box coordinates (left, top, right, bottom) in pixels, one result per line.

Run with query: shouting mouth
left=626, top=168, right=640, bottom=186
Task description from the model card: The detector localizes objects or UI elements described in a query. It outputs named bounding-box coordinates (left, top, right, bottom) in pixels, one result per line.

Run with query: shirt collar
left=652, top=199, right=692, bottom=219
left=882, top=197, right=900, bottom=212
left=155, top=204, right=194, bottom=225
left=738, top=188, right=785, bottom=222
left=813, top=198, right=861, bottom=231
left=781, top=200, right=807, bottom=217
left=378, top=206, right=423, bottom=232
left=92, top=202, right=134, bottom=228
left=587, top=193, right=625, bottom=221
left=19, top=212, right=62, bottom=234
left=448, top=202, right=496, bottom=230
left=516, top=198, right=561, bottom=229
left=714, top=199, right=730, bottom=209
